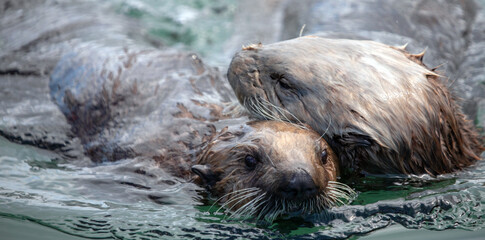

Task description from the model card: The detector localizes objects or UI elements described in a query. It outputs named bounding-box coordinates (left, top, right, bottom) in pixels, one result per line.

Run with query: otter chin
left=192, top=121, right=355, bottom=221
left=227, top=36, right=484, bottom=176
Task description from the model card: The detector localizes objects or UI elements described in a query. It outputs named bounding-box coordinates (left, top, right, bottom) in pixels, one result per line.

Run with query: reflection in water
left=0, top=0, right=484, bottom=239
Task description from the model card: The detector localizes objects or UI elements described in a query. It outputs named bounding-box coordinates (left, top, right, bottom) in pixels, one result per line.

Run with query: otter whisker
left=220, top=189, right=261, bottom=214
left=216, top=188, right=260, bottom=214
left=257, top=99, right=306, bottom=133
left=328, top=181, right=357, bottom=194
left=266, top=199, right=281, bottom=222
left=247, top=97, right=266, bottom=120
left=314, top=196, right=322, bottom=212
left=328, top=181, right=357, bottom=200
left=282, top=199, right=287, bottom=214
left=246, top=194, right=269, bottom=219
left=214, top=187, right=259, bottom=204
left=250, top=96, right=281, bottom=122
left=316, top=117, right=332, bottom=142
left=246, top=98, right=259, bottom=118
left=242, top=97, right=249, bottom=113
left=252, top=97, right=282, bottom=122
left=240, top=195, right=267, bottom=219
left=257, top=97, right=294, bottom=124
left=304, top=199, right=310, bottom=213
left=324, top=196, right=336, bottom=207
left=328, top=180, right=355, bottom=189
left=327, top=192, right=352, bottom=205
left=254, top=97, right=282, bottom=121
left=231, top=192, right=264, bottom=217
left=319, top=194, right=330, bottom=208
left=314, top=197, right=331, bottom=221
left=256, top=196, right=273, bottom=220
left=327, top=186, right=353, bottom=196
left=326, top=193, right=346, bottom=206
left=326, top=195, right=339, bottom=208
left=316, top=195, right=327, bottom=212
left=231, top=192, right=266, bottom=219
left=209, top=187, right=259, bottom=213
left=327, top=189, right=351, bottom=200
left=322, top=192, right=337, bottom=207
left=259, top=97, right=308, bottom=130
left=273, top=200, right=286, bottom=220
left=245, top=97, right=264, bottom=120
left=328, top=187, right=355, bottom=199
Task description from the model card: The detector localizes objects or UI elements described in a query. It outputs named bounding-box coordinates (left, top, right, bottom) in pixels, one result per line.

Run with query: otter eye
left=245, top=155, right=258, bottom=170
left=270, top=73, right=281, bottom=80
left=321, top=149, right=328, bottom=165
left=270, top=73, right=292, bottom=90
left=278, top=79, right=292, bottom=90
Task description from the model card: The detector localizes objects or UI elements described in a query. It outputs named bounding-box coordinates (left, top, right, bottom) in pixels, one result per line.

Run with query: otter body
left=50, top=43, right=352, bottom=220
left=228, top=36, right=483, bottom=176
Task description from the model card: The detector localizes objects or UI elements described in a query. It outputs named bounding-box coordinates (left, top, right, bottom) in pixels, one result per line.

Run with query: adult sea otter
left=227, top=36, right=484, bottom=176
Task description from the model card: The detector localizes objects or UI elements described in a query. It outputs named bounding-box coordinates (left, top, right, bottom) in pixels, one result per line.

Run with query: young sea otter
left=194, top=121, right=352, bottom=221
left=227, top=36, right=484, bottom=176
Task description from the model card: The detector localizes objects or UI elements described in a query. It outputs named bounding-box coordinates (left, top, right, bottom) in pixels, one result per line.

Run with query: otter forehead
left=248, top=122, right=323, bottom=167
left=248, top=121, right=321, bottom=141
left=270, top=131, right=320, bottom=169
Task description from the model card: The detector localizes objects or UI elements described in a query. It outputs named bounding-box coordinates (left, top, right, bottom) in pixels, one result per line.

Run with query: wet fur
left=195, top=121, right=355, bottom=221
left=228, top=36, right=484, bottom=176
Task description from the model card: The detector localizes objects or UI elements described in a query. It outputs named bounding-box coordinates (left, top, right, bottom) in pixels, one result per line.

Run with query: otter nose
left=280, top=170, right=317, bottom=200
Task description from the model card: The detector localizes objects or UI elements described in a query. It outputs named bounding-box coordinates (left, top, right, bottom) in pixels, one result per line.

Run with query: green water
left=1, top=133, right=484, bottom=239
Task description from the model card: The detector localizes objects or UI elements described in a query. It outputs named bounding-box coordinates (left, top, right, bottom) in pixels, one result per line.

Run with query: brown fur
left=194, top=121, right=343, bottom=217
left=227, top=36, right=484, bottom=176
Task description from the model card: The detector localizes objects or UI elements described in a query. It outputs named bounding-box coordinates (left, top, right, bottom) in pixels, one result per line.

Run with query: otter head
left=226, top=37, right=332, bottom=133
left=226, top=37, right=439, bottom=143
left=192, top=121, right=355, bottom=221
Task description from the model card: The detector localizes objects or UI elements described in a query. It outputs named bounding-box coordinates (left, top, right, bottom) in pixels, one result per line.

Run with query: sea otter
left=194, top=121, right=352, bottom=221
left=227, top=36, right=484, bottom=176
left=49, top=43, right=354, bottom=220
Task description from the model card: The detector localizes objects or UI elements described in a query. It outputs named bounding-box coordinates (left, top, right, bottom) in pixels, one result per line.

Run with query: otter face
left=228, top=40, right=303, bottom=119
left=226, top=37, right=341, bottom=137
left=193, top=121, right=355, bottom=221
left=227, top=36, right=440, bottom=138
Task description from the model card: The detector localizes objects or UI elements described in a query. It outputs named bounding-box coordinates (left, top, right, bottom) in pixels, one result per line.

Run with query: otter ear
left=191, top=164, right=220, bottom=187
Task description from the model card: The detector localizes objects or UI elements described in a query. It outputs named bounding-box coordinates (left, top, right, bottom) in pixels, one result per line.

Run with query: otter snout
left=278, top=169, right=317, bottom=200
left=227, top=51, right=262, bottom=104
